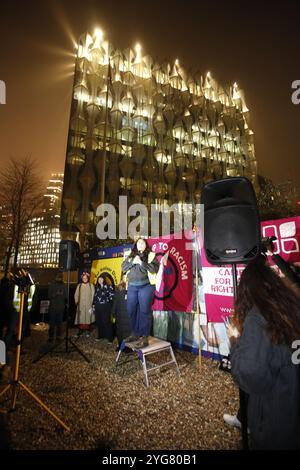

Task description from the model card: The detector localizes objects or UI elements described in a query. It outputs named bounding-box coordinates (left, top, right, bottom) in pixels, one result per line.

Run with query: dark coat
left=0, top=278, right=15, bottom=326
left=48, top=281, right=67, bottom=314
left=231, top=308, right=300, bottom=449
left=111, top=289, right=131, bottom=342
left=93, top=285, right=114, bottom=305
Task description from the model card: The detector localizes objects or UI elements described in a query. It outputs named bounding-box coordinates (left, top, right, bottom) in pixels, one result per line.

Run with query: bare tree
left=0, top=156, right=45, bottom=274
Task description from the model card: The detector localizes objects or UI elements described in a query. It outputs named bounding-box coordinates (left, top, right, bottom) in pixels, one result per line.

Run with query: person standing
left=48, top=273, right=68, bottom=342
left=74, top=272, right=95, bottom=337
left=228, top=255, right=300, bottom=449
left=122, top=238, right=159, bottom=348
left=111, top=277, right=131, bottom=349
left=12, top=273, right=36, bottom=352
left=93, top=275, right=114, bottom=343
left=224, top=243, right=300, bottom=428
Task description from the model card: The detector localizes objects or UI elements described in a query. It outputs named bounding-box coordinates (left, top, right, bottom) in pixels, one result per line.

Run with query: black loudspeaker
left=201, top=177, right=261, bottom=265
left=59, top=240, right=80, bottom=271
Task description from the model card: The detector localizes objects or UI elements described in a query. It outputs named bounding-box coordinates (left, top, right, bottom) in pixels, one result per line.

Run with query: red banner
left=149, top=231, right=194, bottom=312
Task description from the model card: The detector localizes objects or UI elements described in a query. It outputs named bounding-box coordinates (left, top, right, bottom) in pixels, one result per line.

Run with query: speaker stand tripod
left=0, top=289, right=70, bottom=431
left=33, top=270, right=90, bottom=364
left=231, top=263, right=248, bottom=450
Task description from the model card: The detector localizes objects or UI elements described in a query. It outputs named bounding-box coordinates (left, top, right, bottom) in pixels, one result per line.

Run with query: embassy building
left=60, top=29, right=257, bottom=245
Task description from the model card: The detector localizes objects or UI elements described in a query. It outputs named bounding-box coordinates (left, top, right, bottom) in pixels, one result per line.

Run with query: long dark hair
left=96, top=275, right=107, bottom=286
left=129, top=238, right=151, bottom=261
left=234, top=255, right=300, bottom=346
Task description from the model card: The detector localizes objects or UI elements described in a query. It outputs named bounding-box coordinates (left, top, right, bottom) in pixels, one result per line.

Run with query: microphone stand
left=33, top=269, right=90, bottom=364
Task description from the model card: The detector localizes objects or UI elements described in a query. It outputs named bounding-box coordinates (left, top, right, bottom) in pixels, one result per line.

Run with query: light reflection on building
left=61, top=29, right=257, bottom=241
left=18, top=173, right=64, bottom=268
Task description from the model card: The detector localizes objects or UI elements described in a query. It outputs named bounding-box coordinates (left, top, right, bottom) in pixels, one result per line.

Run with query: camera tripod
left=0, top=289, right=69, bottom=431
left=33, top=270, right=90, bottom=364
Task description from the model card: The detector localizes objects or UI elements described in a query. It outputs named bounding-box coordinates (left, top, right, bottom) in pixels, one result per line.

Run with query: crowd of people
left=0, top=238, right=159, bottom=362
left=73, top=238, right=159, bottom=349
left=1, top=236, right=300, bottom=449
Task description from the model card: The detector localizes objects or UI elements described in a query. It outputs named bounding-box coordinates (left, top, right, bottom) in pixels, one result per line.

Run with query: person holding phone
left=226, top=254, right=300, bottom=449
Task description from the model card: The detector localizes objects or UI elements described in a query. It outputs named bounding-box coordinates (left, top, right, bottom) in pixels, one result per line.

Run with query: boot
left=124, top=334, right=139, bottom=342
left=134, top=336, right=149, bottom=349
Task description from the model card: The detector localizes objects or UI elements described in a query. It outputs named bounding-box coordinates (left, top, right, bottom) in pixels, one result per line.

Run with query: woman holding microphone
left=122, top=238, right=159, bottom=348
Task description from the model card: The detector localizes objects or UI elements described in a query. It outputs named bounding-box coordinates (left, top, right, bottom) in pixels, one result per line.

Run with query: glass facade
left=18, top=173, right=64, bottom=268
left=61, top=30, right=257, bottom=237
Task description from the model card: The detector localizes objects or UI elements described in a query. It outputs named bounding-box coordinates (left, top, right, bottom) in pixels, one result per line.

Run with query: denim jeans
left=126, top=283, right=155, bottom=337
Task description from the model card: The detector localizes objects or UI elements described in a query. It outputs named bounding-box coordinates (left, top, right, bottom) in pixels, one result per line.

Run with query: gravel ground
left=0, top=324, right=241, bottom=450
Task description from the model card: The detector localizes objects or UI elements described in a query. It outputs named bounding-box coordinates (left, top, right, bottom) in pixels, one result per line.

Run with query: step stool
left=115, top=336, right=180, bottom=387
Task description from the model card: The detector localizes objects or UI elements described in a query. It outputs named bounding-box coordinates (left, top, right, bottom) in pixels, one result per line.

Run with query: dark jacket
left=111, top=289, right=131, bottom=341
left=122, top=252, right=159, bottom=286
left=0, top=278, right=15, bottom=326
left=48, top=281, right=68, bottom=314
left=93, top=285, right=114, bottom=305
left=231, top=308, right=300, bottom=449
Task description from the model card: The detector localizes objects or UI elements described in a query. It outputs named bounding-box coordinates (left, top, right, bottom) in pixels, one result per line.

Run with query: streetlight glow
left=94, top=28, right=103, bottom=40
left=135, top=43, right=141, bottom=63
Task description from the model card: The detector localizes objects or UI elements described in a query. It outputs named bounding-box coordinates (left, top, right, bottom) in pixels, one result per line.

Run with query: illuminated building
left=61, top=29, right=257, bottom=242
left=18, top=173, right=64, bottom=268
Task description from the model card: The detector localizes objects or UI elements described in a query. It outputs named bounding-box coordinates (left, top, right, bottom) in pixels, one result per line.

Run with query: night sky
left=1, top=0, right=299, bottom=185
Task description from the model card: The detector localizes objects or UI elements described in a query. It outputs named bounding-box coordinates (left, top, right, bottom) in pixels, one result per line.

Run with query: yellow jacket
left=13, top=284, right=36, bottom=312
left=147, top=252, right=158, bottom=285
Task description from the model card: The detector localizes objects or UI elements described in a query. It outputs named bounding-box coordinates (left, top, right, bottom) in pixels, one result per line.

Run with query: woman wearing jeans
left=122, top=238, right=159, bottom=348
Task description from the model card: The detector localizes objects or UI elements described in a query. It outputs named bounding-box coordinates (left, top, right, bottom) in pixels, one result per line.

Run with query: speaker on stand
left=58, top=239, right=81, bottom=271
left=201, top=176, right=261, bottom=450
left=201, top=176, right=260, bottom=265
left=33, top=240, right=90, bottom=364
